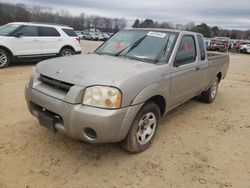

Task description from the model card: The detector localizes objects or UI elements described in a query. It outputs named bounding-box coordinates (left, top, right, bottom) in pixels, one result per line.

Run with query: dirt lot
left=0, top=40, right=250, bottom=188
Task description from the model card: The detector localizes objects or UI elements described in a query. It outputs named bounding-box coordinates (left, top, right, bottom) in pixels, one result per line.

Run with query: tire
left=0, top=49, right=10, bottom=69
left=121, top=102, right=161, bottom=153
left=60, top=48, right=75, bottom=57
left=201, top=78, right=219, bottom=103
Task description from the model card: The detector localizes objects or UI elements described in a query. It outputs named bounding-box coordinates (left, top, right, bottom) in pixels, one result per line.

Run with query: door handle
left=196, top=66, right=200, bottom=71
left=33, top=39, right=39, bottom=42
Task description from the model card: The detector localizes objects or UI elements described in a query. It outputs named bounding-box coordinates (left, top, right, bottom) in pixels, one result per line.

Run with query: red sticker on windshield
left=183, top=43, right=189, bottom=52
left=115, top=43, right=122, bottom=49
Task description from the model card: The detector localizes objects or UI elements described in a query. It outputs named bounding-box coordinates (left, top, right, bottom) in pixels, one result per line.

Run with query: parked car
left=75, top=31, right=84, bottom=39
left=108, top=32, right=114, bottom=37
left=25, top=29, right=229, bottom=153
left=81, top=32, right=89, bottom=39
left=203, top=38, right=211, bottom=50
left=208, top=37, right=229, bottom=52
left=84, top=32, right=99, bottom=40
left=101, top=32, right=110, bottom=41
left=0, top=22, right=81, bottom=68
left=95, top=32, right=104, bottom=41
left=239, top=44, right=250, bottom=53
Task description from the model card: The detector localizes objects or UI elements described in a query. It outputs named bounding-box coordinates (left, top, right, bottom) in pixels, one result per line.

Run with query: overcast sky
left=3, top=0, right=250, bottom=30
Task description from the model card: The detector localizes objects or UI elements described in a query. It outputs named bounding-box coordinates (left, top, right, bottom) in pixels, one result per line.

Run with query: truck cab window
left=175, top=35, right=196, bottom=66
left=198, top=35, right=206, bottom=61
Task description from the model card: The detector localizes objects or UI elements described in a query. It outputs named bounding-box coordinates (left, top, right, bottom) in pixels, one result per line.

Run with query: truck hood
left=36, top=53, right=155, bottom=87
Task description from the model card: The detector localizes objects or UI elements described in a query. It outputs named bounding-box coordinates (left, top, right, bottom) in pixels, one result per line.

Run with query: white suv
left=0, top=22, right=82, bottom=68
left=240, top=44, right=250, bottom=54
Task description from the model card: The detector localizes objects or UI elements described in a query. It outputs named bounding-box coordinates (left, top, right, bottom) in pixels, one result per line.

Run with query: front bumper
left=25, top=84, right=143, bottom=143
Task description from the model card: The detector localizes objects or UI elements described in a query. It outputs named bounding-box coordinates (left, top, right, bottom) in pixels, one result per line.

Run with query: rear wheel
left=121, top=102, right=160, bottom=153
left=0, top=49, right=10, bottom=69
left=60, top=48, right=75, bottom=57
left=201, top=78, right=219, bottom=103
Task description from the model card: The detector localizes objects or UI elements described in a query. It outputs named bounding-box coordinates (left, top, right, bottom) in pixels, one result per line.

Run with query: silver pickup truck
left=25, top=28, right=229, bottom=153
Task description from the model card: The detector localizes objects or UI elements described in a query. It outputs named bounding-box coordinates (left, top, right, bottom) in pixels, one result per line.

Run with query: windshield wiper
left=125, top=55, right=156, bottom=63
left=114, top=35, right=147, bottom=56
left=153, top=35, right=171, bottom=63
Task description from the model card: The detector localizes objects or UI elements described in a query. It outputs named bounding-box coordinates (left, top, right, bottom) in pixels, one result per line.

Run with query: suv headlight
left=82, top=86, right=122, bottom=109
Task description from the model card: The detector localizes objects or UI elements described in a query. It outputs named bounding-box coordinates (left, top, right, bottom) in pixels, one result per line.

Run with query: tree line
left=1, top=2, right=250, bottom=39
left=0, top=2, right=126, bottom=32
left=132, top=19, right=250, bottom=40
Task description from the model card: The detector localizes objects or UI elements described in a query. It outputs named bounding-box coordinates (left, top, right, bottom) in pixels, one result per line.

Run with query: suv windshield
left=96, top=30, right=177, bottom=63
left=0, top=24, right=20, bottom=36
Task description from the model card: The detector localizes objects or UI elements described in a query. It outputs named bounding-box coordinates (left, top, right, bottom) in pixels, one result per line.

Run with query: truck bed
left=207, top=53, right=229, bottom=61
left=207, top=53, right=229, bottom=80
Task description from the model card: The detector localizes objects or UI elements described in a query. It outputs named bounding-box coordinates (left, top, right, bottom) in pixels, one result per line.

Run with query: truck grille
left=40, top=75, right=74, bottom=92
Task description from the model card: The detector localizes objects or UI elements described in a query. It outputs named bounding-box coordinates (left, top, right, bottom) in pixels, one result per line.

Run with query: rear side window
left=15, top=26, right=38, bottom=36
left=175, top=35, right=196, bottom=66
left=198, top=35, right=206, bottom=61
left=62, top=29, right=77, bottom=37
left=39, top=27, right=60, bottom=37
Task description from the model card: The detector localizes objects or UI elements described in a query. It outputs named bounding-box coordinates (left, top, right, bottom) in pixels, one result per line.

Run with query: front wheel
left=0, top=49, right=10, bottom=69
left=201, top=79, right=219, bottom=103
left=60, top=48, right=75, bottom=57
left=121, top=102, right=160, bottom=153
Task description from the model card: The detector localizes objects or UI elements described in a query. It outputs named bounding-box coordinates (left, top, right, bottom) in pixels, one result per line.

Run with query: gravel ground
left=0, top=40, right=250, bottom=188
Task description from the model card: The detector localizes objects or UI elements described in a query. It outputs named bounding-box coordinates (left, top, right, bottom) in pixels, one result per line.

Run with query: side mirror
left=13, top=32, right=23, bottom=38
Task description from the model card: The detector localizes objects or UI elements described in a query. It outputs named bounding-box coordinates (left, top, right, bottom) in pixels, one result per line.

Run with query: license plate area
left=38, top=109, right=57, bottom=133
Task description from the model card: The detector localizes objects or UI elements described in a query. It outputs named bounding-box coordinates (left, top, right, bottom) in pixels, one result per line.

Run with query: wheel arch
left=59, top=45, right=75, bottom=53
left=0, top=45, right=13, bottom=59
left=145, top=95, right=166, bottom=117
left=217, top=72, right=222, bottom=82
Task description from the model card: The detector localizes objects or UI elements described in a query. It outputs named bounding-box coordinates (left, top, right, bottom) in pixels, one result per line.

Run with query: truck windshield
left=96, top=30, right=177, bottom=63
left=0, top=24, right=20, bottom=36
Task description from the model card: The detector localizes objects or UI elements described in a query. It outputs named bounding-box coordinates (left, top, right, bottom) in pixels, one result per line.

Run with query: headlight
left=82, top=86, right=122, bottom=109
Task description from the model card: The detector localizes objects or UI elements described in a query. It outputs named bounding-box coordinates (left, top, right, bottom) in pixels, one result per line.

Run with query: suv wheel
left=121, top=102, right=160, bottom=153
left=0, top=49, right=10, bottom=69
left=60, top=48, right=75, bottom=57
left=201, top=78, right=219, bottom=103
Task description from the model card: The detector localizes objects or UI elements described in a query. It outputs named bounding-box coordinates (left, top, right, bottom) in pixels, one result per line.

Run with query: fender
left=116, top=83, right=169, bottom=141
left=131, top=83, right=169, bottom=115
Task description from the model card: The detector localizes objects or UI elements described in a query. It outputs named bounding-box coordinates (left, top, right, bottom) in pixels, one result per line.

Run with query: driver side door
left=12, top=25, right=41, bottom=56
left=169, top=34, right=202, bottom=108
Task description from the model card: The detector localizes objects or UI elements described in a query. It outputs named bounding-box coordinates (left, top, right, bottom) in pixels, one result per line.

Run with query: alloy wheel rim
left=62, top=50, right=72, bottom=56
left=136, top=112, right=157, bottom=145
left=0, top=52, right=7, bottom=67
